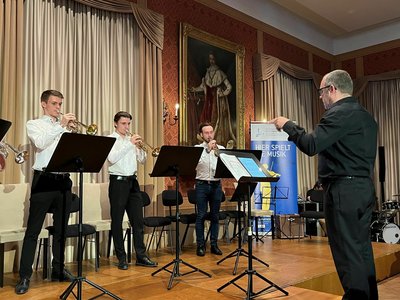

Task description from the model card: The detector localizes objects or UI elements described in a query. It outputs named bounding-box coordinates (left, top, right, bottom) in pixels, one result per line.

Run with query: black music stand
left=216, top=151, right=288, bottom=299
left=0, top=118, right=12, bottom=141
left=45, top=133, right=120, bottom=300
left=150, top=146, right=211, bottom=289
left=0, top=119, right=12, bottom=171
left=261, top=186, right=290, bottom=239
left=217, top=182, right=270, bottom=275
left=215, top=150, right=262, bottom=242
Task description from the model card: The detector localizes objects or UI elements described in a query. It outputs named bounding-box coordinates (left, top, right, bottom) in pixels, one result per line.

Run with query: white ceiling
left=217, top=0, right=400, bottom=55
left=271, top=0, right=400, bottom=36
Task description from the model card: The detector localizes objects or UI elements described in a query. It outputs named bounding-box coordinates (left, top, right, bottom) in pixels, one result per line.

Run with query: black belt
left=196, top=179, right=221, bottom=185
left=110, top=174, right=136, bottom=181
left=322, top=175, right=369, bottom=183
left=34, top=170, right=70, bottom=180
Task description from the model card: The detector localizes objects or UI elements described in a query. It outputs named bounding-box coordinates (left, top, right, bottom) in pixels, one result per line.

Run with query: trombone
left=126, top=130, right=160, bottom=157
left=0, top=141, right=29, bottom=165
left=59, top=112, right=98, bottom=135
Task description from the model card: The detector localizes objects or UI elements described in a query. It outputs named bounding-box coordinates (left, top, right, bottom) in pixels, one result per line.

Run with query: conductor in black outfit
left=270, top=70, right=378, bottom=300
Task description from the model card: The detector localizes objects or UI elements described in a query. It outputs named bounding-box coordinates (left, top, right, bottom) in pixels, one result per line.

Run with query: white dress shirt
left=27, top=115, right=68, bottom=171
left=195, top=142, right=225, bottom=181
left=107, top=131, right=146, bottom=176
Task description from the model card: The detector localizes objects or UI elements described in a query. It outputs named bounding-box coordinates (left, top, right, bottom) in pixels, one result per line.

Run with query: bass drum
left=371, top=221, right=400, bottom=244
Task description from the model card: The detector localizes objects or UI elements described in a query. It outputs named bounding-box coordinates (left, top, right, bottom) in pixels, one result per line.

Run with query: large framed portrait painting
left=179, top=23, right=245, bottom=148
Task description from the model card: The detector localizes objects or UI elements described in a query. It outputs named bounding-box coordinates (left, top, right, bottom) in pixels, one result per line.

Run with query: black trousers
left=19, top=171, right=72, bottom=279
left=324, top=177, right=378, bottom=300
left=108, top=176, right=146, bottom=261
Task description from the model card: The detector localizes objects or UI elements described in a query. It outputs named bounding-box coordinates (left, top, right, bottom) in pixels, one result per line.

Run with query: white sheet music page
left=219, top=153, right=251, bottom=181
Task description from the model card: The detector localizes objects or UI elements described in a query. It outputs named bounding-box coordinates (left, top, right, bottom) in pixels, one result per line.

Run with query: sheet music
left=237, top=157, right=267, bottom=178
left=219, top=153, right=251, bottom=180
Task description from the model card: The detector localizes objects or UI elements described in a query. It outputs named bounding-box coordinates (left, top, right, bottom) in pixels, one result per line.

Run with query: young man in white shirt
left=194, top=122, right=224, bottom=256
left=16, top=90, right=76, bottom=294
left=107, top=111, right=157, bottom=269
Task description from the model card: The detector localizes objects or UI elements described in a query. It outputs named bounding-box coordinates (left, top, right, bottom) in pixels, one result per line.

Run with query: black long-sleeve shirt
left=282, top=96, right=378, bottom=180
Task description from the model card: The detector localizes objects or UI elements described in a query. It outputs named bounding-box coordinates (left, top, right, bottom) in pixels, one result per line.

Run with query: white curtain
left=268, top=70, right=319, bottom=194
left=256, top=61, right=321, bottom=195
left=359, top=79, right=400, bottom=206
left=22, top=0, right=139, bottom=185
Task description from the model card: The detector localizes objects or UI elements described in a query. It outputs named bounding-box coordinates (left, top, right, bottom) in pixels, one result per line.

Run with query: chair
left=162, top=189, right=196, bottom=251
left=181, top=189, right=198, bottom=249
left=141, top=191, right=173, bottom=252
left=298, top=190, right=326, bottom=238
left=1, top=183, right=48, bottom=287
left=37, top=193, right=99, bottom=278
left=250, top=209, right=275, bottom=242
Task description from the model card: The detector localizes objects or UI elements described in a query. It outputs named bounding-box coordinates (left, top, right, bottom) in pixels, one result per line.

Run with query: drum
left=382, top=200, right=400, bottom=211
left=370, top=221, right=400, bottom=244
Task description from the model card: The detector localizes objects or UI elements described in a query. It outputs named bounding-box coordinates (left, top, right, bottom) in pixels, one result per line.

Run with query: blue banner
left=250, top=122, right=298, bottom=233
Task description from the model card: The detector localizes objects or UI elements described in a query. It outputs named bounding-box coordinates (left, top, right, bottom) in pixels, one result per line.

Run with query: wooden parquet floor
left=1, top=237, right=399, bottom=299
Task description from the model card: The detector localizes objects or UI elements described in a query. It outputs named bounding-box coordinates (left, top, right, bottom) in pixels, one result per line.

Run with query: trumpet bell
left=151, top=147, right=161, bottom=157
left=86, top=124, right=98, bottom=135
left=15, top=151, right=29, bottom=164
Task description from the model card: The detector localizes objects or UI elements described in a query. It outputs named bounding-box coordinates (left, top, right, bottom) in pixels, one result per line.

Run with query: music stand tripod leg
left=218, top=182, right=287, bottom=299
left=60, top=169, right=122, bottom=300
left=151, top=172, right=211, bottom=289
left=217, top=191, right=269, bottom=275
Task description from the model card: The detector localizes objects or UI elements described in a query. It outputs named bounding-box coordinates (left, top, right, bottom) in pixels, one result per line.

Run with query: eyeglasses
left=317, top=85, right=331, bottom=96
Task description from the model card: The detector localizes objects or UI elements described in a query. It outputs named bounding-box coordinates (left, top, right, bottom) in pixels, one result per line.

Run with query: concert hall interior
left=1, top=0, right=400, bottom=299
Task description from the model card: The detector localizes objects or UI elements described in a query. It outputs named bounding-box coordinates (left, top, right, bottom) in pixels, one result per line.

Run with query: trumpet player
left=16, top=90, right=76, bottom=295
left=194, top=122, right=225, bottom=257
left=107, top=111, right=157, bottom=270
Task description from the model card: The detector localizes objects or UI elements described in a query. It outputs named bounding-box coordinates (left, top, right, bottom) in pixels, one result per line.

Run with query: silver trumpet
left=0, top=141, right=29, bottom=166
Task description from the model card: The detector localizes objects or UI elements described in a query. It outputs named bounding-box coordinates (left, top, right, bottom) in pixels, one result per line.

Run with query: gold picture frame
left=179, top=23, right=245, bottom=148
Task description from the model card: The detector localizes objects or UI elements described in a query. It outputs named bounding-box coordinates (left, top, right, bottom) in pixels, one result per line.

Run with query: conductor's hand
left=130, top=134, right=143, bottom=146
left=60, top=113, right=76, bottom=129
left=268, top=117, right=290, bottom=131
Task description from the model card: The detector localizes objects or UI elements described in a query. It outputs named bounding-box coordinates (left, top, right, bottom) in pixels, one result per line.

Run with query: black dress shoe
left=51, top=268, right=75, bottom=282
left=136, top=257, right=158, bottom=267
left=210, top=245, right=222, bottom=255
left=117, top=259, right=128, bottom=270
left=15, top=278, right=30, bottom=294
left=196, top=245, right=205, bottom=256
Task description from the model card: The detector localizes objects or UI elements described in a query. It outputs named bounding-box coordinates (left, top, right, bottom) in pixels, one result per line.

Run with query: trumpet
left=0, top=141, right=29, bottom=166
left=59, top=112, right=98, bottom=135
left=126, top=130, right=160, bottom=157
left=197, top=134, right=220, bottom=157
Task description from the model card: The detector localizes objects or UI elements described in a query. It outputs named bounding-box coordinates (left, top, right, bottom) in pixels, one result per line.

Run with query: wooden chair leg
left=35, top=238, right=43, bottom=272
left=0, top=243, right=4, bottom=288
left=147, top=228, right=156, bottom=252
left=156, top=226, right=165, bottom=251
left=181, top=224, right=190, bottom=250
left=95, top=232, right=100, bottom=271
left=107, top=231, right=112, bottom=258
left=43, top=238, right=48, bottom=279
left=126, top=228, right=131, bottom=263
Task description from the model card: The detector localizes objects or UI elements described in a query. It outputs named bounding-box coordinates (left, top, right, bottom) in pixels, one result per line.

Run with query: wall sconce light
left=163, top=101, right=179, bottom=126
